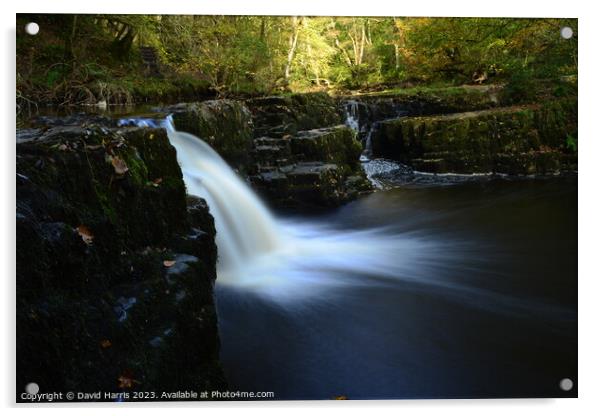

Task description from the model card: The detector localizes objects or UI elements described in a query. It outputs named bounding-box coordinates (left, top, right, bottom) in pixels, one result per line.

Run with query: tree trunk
left=64, top=15, right=78, bottom=62
left=284, top=16, right=300, bottom=81
left=358, top=21, right=366, bottom=65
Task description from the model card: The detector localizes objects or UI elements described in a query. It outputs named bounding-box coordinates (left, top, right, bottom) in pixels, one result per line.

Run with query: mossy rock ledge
left=245, top=91, right=344, bottom=138
left=245, top=92, right=371, bottom=208
left=166, top=92, right=371, bottom=208
left=370, top=98, right=577, bottom=175
left=16, top=125, right=226, bottom=401
left=339, top=85, right=502, bottom=142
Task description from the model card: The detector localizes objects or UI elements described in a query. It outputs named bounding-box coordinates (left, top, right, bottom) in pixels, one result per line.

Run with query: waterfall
left=360, top=124, right=376, bottom=162
left=118, top=116, right=283, bottom=277
left=344, top=100, right=360, bottom=132
left=342, top=102, right=400, bottom=187
left=117, top=114, right=569, bottom=320
left=118, top=115, right=448, bottom=299
left=343, top=100, right=375, bottom=161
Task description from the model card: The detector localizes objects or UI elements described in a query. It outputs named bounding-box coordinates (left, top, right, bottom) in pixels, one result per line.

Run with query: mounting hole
left=25, top=22, right=39, bottom=36
left=559, top=378, right=574, bottom=391
left=560, top=26, right=573, bottom=40
left=25, top=382, right=39, bottom=395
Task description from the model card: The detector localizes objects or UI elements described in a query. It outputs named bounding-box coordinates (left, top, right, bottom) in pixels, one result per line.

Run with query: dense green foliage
left=17, top=14, right=577, bottom=107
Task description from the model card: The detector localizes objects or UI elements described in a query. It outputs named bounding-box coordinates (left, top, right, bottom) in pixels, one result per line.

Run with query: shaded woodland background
left=16, top=15, right=577, bottom=106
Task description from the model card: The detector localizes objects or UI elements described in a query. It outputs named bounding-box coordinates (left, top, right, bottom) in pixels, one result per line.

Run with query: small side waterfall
left=344, top=100, right=360, bottom=132
left=342, top=101, right=400, bottom=187
left=344, top=100, right=372, bottom=161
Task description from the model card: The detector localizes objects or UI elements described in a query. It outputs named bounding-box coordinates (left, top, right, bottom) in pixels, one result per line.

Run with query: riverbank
left=20, top=84, right=578, bottom=208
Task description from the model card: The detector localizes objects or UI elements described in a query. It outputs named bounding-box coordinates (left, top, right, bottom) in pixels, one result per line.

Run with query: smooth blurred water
left=216, top=178, right=577, bottom=399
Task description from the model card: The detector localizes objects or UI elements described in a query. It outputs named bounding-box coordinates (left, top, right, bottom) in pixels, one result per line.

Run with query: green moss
left=117, top=148, right=149, bottom=187
left=172, top=100, right=253, bottom=172
left=290, top=126, right=362, bottom=171
left=371, top=101, right=577, bottom=174
left=92, top=179, right=118, bottom=225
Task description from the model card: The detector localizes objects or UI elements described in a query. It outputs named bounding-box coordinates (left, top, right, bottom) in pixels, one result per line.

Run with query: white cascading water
left=344, top=100, right=360, bottom=132
left=165, top=123, right=282, bottom=273
left=119, top=116, right=283, bottom=282
left=343, top=102, right=403, bottom=188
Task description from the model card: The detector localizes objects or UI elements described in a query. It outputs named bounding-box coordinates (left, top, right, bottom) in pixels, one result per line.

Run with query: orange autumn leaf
left=117, top=369, right=140, bottom=389
left=163, top=260, right=176, bottom=268
left=117, top=375, right=133, bottom=389
left=333, top=395, right=347, bottom=400
left=100, top=339, right=112, bottom=349
left=111, top=156, right=129, bottom=175
left=76, top=225, right=94, bottom=245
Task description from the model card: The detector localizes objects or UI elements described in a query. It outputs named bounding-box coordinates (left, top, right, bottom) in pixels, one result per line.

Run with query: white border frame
left=3, top=1, right=600, bottom=415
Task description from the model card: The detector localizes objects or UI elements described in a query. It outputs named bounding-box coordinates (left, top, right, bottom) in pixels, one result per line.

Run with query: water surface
left=216, top=177, right=577, bottom=399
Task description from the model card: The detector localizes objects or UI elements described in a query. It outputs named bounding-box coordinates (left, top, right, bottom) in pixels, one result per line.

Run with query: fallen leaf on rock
left=76, top=225, right=94, bottom=245
left=147, top=177, right=163, bottom=187
left=163, top=260, right=176, bottom=268
left=111, top=156, right=129, bottom=175
left=100, top=339, right=112, bottom=349
left=117, top=370, right=139, bottom=389
left=117, top=376, right=132, bottom=389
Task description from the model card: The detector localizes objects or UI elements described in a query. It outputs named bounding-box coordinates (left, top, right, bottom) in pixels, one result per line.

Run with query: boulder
left=16, top=125, right=225, bottom=400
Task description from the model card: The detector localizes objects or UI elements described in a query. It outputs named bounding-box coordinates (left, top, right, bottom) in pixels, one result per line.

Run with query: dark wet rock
left=165, top=100, right=253, bottom=172
left=252, top=161, right=371, bottom=208
left=252, top=162, right=344, bottom=207
left=291, top=125, right=363, bottom=168
left=248, top=125, right=371, bottom=208
left=16, top=126, right=225, bottom=400
left=369, top=98, right=578, bottom=175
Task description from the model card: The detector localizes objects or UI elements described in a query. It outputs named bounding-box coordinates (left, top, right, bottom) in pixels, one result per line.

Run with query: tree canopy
left=16, top=14, right=577, bottom=104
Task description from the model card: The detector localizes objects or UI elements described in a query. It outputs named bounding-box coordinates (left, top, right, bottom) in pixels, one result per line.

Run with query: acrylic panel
left=16, top=14, right=578, bottom=402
